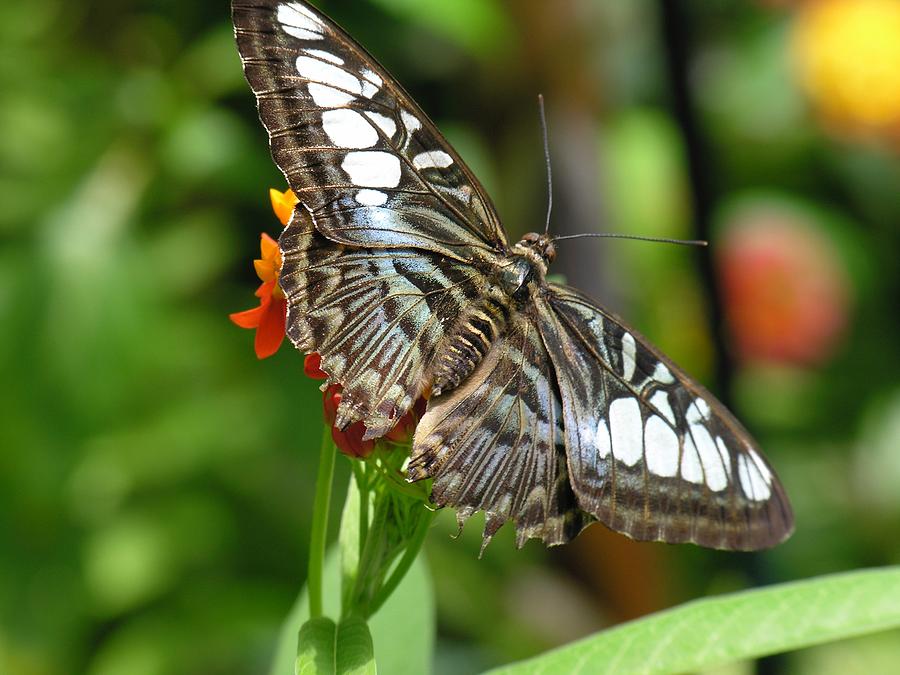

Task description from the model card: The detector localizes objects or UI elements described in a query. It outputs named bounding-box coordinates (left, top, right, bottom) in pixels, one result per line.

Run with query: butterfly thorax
left=428, top=234, right=554, bottom=397
left=503, top=232, right=555, bottom=299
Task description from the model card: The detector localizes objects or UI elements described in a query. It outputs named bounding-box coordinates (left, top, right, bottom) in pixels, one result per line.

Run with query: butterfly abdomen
left=430, top=294, right=509, bottom=397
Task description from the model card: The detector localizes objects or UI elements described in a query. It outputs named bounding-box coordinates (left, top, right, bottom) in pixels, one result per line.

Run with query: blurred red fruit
left=717, top=206, right=851, bottom=366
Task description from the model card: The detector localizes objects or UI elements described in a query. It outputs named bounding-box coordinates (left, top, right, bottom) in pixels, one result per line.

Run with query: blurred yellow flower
left=791, top=0, right=900, bottom=141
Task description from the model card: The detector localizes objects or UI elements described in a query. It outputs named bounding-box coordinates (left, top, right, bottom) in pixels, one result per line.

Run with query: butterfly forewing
left=539, top=285, right=793, bottom=549
left=232, top=0, right=506, bottom=261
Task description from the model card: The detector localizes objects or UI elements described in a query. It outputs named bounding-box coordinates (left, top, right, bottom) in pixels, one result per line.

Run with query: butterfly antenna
left=538, top=94, right=553, bottom=236
left=552, top=232, right=708, bottom=247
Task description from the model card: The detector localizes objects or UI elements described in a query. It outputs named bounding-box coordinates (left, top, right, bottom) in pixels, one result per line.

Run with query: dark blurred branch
left=657, top=0, right=733, bottom=403
left=657, top=4, right=783, bottom=674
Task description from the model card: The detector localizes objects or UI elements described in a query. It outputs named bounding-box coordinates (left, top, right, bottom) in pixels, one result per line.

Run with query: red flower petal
left=254, top=296, right=287, bottom=359
left=229, top=304, right=265, bottom=329
left=322, top=385, right=342, bottom=426
left=333, top=423, right=375, bottom=459
left=304, top=353, right=328, bottom=380
left=255, top=279, right=277, bottom=300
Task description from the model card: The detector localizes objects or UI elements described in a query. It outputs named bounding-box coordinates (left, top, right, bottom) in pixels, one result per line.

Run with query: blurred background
left=2, top=0, right=899, bottom=673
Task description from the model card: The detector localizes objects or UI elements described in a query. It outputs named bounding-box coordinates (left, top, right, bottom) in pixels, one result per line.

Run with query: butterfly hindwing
left=232, top=0, right=506, bottom=261
left=539, top=285, right=794, bottom=550
left=410, top=309, right=589, bottom=550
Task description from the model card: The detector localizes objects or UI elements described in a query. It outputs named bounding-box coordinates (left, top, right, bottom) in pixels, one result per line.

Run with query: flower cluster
left=232, top=189, right=425, bottom=458
left=228, top=188, right=298, bottom=358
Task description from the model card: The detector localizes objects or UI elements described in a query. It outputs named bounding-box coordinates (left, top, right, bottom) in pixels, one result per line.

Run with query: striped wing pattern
left=409, top=310, right=590, bottom=550
left=232, top=0, right=506, bottom=262
left=279, top=210, right=483, bottom=438
left=232, top=0, right=794, bottom=551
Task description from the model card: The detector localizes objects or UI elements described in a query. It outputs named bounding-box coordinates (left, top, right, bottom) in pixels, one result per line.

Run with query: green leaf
left=335, top=616, right=377, bottom=675
left=296, top=616, right=376, bottom=675
left=296, top=618, right=336, bottom=675
left=339, top=473, right=364, bottom=615
left=486, top=566, right=900, bottom=675
left=270, top=548, right=434, bottom=675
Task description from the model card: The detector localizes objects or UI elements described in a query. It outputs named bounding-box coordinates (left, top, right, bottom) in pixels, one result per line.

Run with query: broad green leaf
left=296, top=616, right=376, bottom=675
left=297, top=618, right=336, bottom=675
left=270, top=548, right=434, bottom=675
left=335, top=616, right=377, bottom=675
left=486, top=567, right=900, bottom=675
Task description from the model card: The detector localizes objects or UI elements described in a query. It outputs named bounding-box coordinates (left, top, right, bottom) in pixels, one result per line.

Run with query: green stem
left=367, top=507, right=434, bottom=616
left=307, top=425, right=336, bottom=619
left=350, top=461, right=369, bottom=560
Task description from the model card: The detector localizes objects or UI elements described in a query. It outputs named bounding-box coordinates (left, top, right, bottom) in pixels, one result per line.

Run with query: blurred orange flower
left=791, top=0, right=900, bottom=142
left=717, top=204, right=851, bottom=366
left=229, top=188, right=298, bottom=359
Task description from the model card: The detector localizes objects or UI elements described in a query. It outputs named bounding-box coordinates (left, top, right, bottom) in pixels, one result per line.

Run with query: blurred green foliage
left=1, top=1, right=899, bottom=674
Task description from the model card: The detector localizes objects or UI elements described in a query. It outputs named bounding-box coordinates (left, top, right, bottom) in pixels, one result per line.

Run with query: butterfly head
left=515, top=232, right=557, bottom=267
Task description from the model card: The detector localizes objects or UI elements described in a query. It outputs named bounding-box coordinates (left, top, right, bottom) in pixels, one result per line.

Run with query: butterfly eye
left=544, top=242, right=556, bottom=263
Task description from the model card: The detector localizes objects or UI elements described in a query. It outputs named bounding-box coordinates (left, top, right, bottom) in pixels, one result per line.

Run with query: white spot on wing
left=355, top=189, right=388, bottom=206
left=609, top=397, right=643, bottom=466
left=653, top=362, right=675, bottom=384
left=695, top=398, right=710, bottom=417
left=738, top=454, right=771, bottom=501
left=401, top=110, right=422, bottom=134
left=305, top=49, right=343, bottom=65
left=596, top=419, right=611, bottom=459
left=278, top=2, right=324, bottom=40
left=296, top=56, right=361, bottom=94
left=621, top=332, right=637, bottom=381
left=365, top=111, right=396, bottom=138
left=363, top=69, right=383, bottom=88
left=645, top=416, right=679, bottom=477
left=341, top=151, right=402, bottom=188
left=691, top=424, right=727, bottom=491
left=747, top=448, right=772, bottom=500
left=322, top=109, right=378, bottom=148
left=308, top=84, right=354, bottom=107
left=412, top=150, right=453, bottom=170
left=649, top=390, right=675, bottom=424
left=686, top=400, right=704, bottom=424
left=715, top=437, right=733, bottom=478
left=361, top=81, right=379, bottom=98
left=681, top=435, right=704, bottom=484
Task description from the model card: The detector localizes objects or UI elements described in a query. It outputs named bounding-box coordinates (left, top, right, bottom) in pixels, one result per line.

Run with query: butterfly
left=232, top=0, right=794, bottom=551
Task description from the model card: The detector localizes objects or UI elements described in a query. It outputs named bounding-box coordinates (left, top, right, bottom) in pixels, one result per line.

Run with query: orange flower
left=304, top=352, right=427, bottom=458
left=270, top=187, right=300, bottom=226
left=229, top=188, right=298, bottom=359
